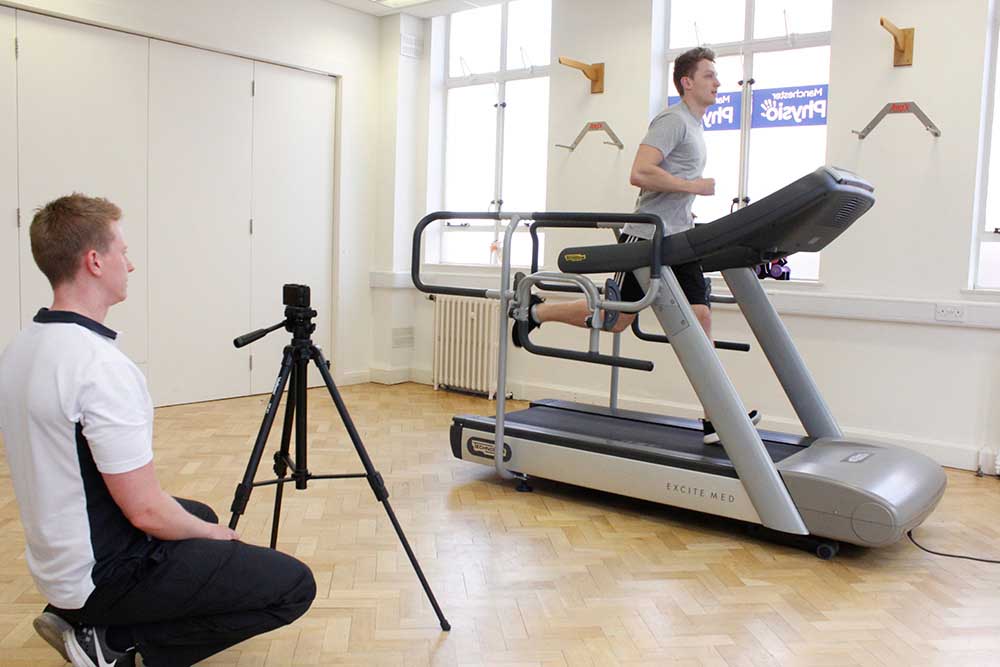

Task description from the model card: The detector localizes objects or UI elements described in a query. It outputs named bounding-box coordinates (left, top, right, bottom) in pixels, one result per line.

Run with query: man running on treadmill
left=512, top=46, right=759, bottom=444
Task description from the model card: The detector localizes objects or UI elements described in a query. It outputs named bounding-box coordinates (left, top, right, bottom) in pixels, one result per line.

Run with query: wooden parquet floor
left=0, top=382, right=999, bottom=666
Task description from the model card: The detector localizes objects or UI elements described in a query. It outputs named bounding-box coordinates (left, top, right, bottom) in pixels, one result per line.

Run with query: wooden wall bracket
left=880, top=16, right=914, bottom=67
left=558, top=56, right=604, bottom=94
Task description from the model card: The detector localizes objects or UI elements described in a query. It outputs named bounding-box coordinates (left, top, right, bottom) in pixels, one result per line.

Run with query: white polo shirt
left=0, top=309, right=153, bottom=609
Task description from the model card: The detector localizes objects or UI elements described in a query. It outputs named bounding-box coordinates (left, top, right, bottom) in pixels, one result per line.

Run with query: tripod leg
left=311, top=350, right=451, bottom=631
left=270, top=368, right=298, bottom=549
left=229, top=347, right=294, bottom=530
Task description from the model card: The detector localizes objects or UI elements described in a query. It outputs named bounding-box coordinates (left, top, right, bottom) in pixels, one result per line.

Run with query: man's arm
left=629, top=144, right=715, bottom=196
left=103, top=462, right=237, bottom=541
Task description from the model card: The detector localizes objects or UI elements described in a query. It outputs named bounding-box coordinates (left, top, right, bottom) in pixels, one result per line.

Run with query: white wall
left=370, top=13, right=431, bottom=384
left=4, top=0, right=380, bottom=385
left=392, top=0, right=1000, bottom=472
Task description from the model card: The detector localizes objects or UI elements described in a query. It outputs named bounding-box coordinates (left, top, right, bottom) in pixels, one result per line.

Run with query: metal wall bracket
left=852, top=101, right=940, bottom=140
left=555, top=121, right=624, bottom=151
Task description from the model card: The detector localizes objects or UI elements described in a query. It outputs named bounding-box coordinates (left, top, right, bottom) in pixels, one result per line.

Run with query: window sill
left=422, top=262, right=534, bottom=272
left=961, top=288, right=1000, bottom=300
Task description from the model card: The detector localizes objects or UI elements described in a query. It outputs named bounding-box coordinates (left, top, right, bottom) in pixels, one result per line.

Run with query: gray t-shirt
left=622, top=100, right=706, bottom=240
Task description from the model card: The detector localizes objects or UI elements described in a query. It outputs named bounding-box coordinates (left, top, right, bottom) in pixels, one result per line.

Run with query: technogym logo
left=466, top=437, right=511, bottom=462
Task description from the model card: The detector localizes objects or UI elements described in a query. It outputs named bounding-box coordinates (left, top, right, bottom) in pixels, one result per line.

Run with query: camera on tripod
left=228, top=284, right=450, bottom=629
left=283, top=284, right=311, bottom=308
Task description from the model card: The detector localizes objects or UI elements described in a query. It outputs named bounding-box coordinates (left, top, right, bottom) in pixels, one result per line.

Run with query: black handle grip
left=233, top=321, right=285, bottom=348
left=516, top=321, right=654, bottom=371
left=630, top=315, right=750, bottom=352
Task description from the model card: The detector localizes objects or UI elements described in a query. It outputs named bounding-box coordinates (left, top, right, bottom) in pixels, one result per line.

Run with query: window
left=976, top=5, right=1000, bottom=289
left=665, top=0, right=832, bottom=281
left=437, top=0, right=551, bottom=266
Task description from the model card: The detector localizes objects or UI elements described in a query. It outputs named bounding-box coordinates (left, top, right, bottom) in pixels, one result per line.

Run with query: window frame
left=437, top=0, right=552, bottom=267
left=973, top=0, right=1000, bottom=291
left=664, top=0, right=832, bottom=281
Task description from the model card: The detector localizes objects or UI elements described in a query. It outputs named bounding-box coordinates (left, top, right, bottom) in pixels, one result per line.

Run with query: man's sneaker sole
left=703, top=410, right=762, bottom=445
left=33, top=612, right=72, bottom=663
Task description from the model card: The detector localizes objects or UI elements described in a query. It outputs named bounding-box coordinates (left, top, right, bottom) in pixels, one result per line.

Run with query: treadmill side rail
left=635, top=266, right=810, bottom=536
left=724, top=267, right=842, bottom=439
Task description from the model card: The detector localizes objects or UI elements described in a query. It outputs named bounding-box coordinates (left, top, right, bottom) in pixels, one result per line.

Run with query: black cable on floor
left=907, top=529, right=1000, bottom=564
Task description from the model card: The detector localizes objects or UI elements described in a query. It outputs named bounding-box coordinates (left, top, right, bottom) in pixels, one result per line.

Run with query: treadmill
left=412, top=167, right=946, bottom=558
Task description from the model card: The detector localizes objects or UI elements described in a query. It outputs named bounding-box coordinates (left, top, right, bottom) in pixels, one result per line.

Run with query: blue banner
left=667, top=91, right=742, bottom=131
left=751, top=85, right=828, bottom=128
left=666, top=84, right=828, bottom=130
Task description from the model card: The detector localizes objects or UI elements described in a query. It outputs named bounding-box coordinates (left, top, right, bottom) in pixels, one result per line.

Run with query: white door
left=16, top=13, right=148, bottom=363
left=0, top=8, right=18, bottom=350
left=250, top=63, right=336, bottom=393
left=147, top=41, right=253, bottom=405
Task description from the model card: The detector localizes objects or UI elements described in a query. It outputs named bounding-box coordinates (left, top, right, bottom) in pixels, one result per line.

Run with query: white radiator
left=432, top=296, right=499, bottom=399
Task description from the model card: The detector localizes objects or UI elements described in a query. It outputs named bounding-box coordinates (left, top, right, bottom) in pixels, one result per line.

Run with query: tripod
left=229, top=286, right=449, bottom=630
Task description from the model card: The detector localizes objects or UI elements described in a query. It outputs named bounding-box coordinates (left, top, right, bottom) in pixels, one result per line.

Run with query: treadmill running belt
left=453, top=405, right=809, bottom=479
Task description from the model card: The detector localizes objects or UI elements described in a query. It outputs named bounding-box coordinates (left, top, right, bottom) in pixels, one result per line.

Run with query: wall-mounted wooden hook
left=558, top=56, right=604, bottom=94
left=880, top=16, right=914, bottom=66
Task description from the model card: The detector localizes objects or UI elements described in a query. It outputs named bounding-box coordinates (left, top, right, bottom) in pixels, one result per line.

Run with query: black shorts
left=615, top=235, right=711, bottom=307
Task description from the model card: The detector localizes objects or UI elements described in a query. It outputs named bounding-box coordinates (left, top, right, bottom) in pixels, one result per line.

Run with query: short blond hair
left=30, top=193, right=121, bottom=287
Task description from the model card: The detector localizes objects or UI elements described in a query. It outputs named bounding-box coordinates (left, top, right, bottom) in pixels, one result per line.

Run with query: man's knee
left=609, top=313, right=636, bottom=333
left=273, top=555, right=316, bottom=623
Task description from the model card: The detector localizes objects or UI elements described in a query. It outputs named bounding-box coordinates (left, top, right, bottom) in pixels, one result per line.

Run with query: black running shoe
left=63, top=625, right=132, bottom=667
left=33, top=611, right=72, bottom=663
left=511, top=294, right=544, bottom=348
left=703, top=409, right=761, bottom=445
left=511, top=271, right=544, bottom=349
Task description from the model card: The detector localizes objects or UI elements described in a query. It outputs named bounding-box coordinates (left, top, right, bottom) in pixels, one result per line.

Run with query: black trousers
left=51, top=498, right=316, bottom=667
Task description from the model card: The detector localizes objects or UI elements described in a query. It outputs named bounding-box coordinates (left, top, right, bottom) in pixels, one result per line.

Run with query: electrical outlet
left=934, top=303, right=965, bottom=322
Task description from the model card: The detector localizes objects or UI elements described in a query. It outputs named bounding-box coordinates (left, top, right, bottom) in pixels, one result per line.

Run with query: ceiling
left=322, top=0, right=503, bottom=19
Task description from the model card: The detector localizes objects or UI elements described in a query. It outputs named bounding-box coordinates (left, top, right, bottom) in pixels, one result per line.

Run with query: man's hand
left=689, top=178, right=716, bottom=196
left=207, top=524, right=240, bottom=541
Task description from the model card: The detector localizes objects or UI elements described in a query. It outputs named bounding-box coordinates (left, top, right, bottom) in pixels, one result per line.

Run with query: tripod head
left=233, top=283, right=317, bottom=348
left=281, top=284, right=317, bottom=341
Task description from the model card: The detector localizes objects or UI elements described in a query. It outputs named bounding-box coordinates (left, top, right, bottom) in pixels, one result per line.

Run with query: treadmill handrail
left=411, top=211, right=501, bottom=299
left=556, top=166, right=875, bottom=275
left=528, top=213, right=666, bottom=281
left=411, top=210, right=666, bottom=298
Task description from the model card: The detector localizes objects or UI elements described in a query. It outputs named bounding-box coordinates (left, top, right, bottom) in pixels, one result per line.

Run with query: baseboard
left=410, top=373, right=983, bottom=472
left=411, top=367, right=433, bottom=385
left=369, top=366, right=411, bottom=385
left=336, top=369, right=371, bottom=386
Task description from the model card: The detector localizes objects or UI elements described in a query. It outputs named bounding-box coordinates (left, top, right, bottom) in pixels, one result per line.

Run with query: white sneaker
left=702, top=410, right=761, bottom=445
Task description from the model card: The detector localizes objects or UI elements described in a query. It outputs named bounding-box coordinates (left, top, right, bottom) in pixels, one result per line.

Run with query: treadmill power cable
left=907, top=530, right=1000, bottom=564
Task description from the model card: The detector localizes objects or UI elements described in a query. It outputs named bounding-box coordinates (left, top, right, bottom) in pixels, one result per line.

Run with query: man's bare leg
left=533, top=299, right=637, bottom=333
